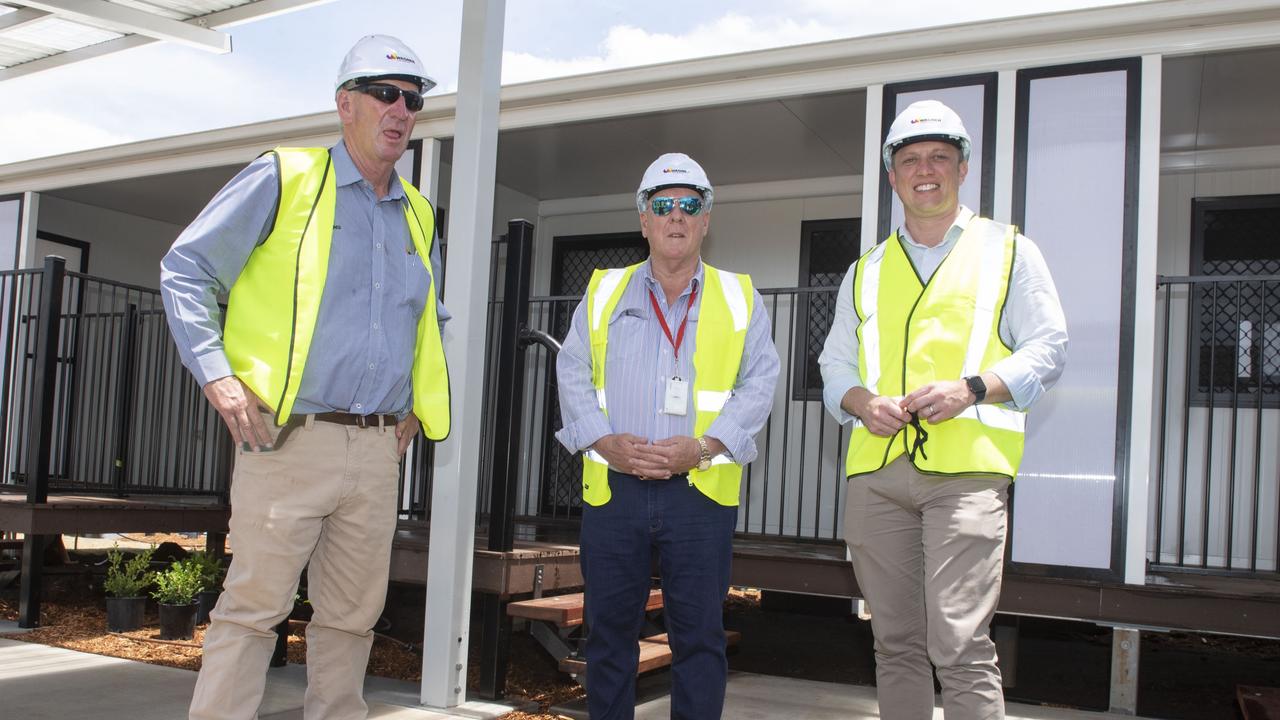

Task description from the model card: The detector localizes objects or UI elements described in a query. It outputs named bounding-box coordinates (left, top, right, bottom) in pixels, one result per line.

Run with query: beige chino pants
left=190, top=415, right=401, bottom=720
left=844, top=456, right=1010, bottom=720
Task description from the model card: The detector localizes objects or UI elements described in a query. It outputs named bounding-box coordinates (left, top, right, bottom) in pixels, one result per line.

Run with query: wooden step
left=508, top=588, right=664, bottom=628
left=559, top=630, right=741, bottom=675
left=1240, top=686, right=1280, bottom=720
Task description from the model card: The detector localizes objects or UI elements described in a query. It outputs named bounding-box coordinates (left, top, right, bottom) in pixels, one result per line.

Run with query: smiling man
left=160, top=35, right=449, bottom=720
left=555, top=153, right=779, bottom=719
left=819, top=100, right=1067, bottom=720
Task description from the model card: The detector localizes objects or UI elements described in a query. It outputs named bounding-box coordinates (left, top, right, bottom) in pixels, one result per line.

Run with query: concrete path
left=0, top=637, right=513, bottom=720
left=556, top=671, right=1165, bottom=719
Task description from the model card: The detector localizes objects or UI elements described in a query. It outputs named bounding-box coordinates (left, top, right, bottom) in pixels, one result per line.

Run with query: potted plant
left=188, top=551, right=225, bottom=625
left=103, top=545, right=154, bottom=632
left=151, top=557, right=204, bottom=640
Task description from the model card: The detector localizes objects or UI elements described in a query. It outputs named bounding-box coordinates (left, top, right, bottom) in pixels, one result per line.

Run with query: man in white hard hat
left=819, top=100, right=1067, bottom=719
left=161, top=34, right=449, bottom=719
left=555, top=153, right=779, bottom=719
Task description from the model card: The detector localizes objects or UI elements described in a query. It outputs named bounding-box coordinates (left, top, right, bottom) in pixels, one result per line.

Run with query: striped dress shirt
left=555, top=260, right=780, bottom=463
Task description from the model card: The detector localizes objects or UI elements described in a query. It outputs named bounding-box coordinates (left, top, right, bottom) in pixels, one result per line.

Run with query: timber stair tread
left=507, top=588, right=664, bottom=628
left=558, top=630, right=741, bottom=675
left=1239, top=685, right=1280, bottom=720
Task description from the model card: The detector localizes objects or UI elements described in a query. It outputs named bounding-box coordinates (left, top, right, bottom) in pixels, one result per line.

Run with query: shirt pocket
left=603, top=308, right=647, bottom=364
left=403, top=252, right=432, bottom=315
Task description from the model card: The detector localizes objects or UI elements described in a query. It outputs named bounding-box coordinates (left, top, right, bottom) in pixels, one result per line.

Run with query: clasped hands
left=853, top=379, right=977, bottom=438
left=591, top=433, right=712, bottom=479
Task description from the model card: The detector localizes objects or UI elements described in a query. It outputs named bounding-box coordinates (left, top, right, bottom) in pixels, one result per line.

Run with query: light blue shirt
left=818, top=206, right=1068, bottom=424
left=555, top=260, right=780, bottom=463
left=160, top=140, right=448, bottom=417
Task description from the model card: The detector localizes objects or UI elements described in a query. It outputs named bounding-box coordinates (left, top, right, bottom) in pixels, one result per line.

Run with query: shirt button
left=372, top=323, right=379, bottom=330
left=355, top=403, right=363, bottom=409
left=368, top=363, right=375, bottom=370
left=376, top=243, right=382, bottom=249
left=375, top=282, right=381, bottom=289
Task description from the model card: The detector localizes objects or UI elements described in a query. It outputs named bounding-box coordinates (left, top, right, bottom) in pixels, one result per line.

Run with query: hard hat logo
left=385, top=52, right=415, bottom=64
left=882, top=100, right=972, bottom=171
left=636, top=153, right=714, bottom=214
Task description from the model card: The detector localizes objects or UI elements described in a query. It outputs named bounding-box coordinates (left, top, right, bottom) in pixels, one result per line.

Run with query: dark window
left=793, top=219, right=860, bottom=401
left=1189, top=194, right=1280, bottom=407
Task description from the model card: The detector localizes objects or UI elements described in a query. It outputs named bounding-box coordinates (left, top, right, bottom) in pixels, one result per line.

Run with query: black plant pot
left=158, top=602, right=197, bottom=640
left=196, top=590, right=221, bottom=625
left=105, top=596, right=146, bottom=633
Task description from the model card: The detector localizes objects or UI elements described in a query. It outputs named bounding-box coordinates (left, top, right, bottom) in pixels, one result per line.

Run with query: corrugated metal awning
left=0, top=0, right=333, bottom=81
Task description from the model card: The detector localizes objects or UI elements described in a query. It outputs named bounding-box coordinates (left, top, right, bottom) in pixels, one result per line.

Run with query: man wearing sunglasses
left=555, top=153, right=780, bottom=719
left=819, top=100, right=1067, bottom=719
left=161, top=34, right=449, bottom=720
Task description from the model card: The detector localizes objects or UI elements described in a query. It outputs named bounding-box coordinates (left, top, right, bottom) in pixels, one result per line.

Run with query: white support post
left=860, top=84, right=884, bottom=254
left=418, top=138, right=443, bottom=206
left=18, top=192, right=39, bottom=268
left=420, top=0, right=505, bottom=709
left=1125, top=54, right=1162, bottom=585
left=993, top=70, right=1017, bottom=224
left=1109, top=627, right=1141, bottom=715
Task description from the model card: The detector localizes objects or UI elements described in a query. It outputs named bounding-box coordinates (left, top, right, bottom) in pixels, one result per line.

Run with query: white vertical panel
left=0, top=198, right=19, bottom=270
left=1012, top=69, right=1130, bottom=569
left=994, top=71, right=1017, bottom=224
left=887, top=85, right=987, bottom=233
left=1126, top=54, right=1162, bottom=584
left=860, top=84, right=884, bottom=254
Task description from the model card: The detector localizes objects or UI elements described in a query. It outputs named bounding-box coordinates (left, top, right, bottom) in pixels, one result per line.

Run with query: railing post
left=476, top=219, right=535, bottom=699
left=19, top=255, right=65, bottom=628
left=110, top=303, right=139, bottom=496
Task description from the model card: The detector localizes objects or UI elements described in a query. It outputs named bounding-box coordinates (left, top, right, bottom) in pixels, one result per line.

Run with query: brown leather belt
left=310, top=412, right=397, bottom=428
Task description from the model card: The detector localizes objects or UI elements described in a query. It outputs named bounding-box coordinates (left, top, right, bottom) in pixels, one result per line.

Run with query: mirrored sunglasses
left=353, top=82, right=425, bottom=112
left=650, top=196, right=704, bottom=216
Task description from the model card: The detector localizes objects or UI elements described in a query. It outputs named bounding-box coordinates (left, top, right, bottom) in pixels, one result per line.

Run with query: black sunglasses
left=352, top=82, right=424, bottom=112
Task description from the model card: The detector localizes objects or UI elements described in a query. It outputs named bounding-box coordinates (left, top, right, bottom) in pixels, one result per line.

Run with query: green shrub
left=150, top=558, right=205, bottom=605
left=187, top=551, right=225, bottom=591
left=103, top=545, right=154, bottom=598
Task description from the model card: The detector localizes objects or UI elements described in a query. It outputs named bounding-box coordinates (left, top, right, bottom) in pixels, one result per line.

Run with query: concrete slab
left=558, top=671, right=1167, bottom=720
left=0, top=638, right=514, bottom=719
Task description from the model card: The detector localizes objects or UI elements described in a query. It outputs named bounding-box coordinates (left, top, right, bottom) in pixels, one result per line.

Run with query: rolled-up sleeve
left=555, top=295, right=613, bottom=453
left=705, top=289, right=780, bottom=464
left=818, top=264, right=863, bottom=425
left=159, top=156, right=278, bottom=387
left=988, top=236, right=1068, bottom=410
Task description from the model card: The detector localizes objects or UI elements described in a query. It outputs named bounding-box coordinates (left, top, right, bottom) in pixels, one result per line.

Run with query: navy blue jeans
left=579, top=470, right=738, bottom=720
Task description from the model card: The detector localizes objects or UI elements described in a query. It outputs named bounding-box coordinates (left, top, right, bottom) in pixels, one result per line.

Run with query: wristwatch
left=964, top=375, right=987, bottom=404
left=695, top=436, right=712, bottom=471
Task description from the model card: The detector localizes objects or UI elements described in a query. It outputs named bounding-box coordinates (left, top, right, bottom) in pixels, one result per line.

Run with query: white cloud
left=0, top=110, right=131, bottom=162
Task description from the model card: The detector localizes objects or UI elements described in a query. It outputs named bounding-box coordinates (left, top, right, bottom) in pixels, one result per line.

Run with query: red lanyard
left=648, top=287, right=697, bottom=360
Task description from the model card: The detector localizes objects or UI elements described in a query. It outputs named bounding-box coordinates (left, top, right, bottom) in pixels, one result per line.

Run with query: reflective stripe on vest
left=223, top=147, right=450, bottom=439
left=581, top=262, right=754, bottom=506
left=846, top=218, right=1024, bottom=478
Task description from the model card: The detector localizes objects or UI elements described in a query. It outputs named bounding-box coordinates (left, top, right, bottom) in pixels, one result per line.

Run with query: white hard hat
left=335, top=34, right=437, bottom=94
left=635, top=153, right=714, bottom=213
left=882, top=100, right=971, bottom=171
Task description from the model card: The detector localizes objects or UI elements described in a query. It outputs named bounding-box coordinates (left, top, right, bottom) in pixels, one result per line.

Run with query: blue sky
left=0, top=0, right=1147, bottom=165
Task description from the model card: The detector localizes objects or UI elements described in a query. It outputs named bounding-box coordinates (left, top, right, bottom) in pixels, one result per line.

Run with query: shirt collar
left=331, top=140, right=406, bottom=201
left=899, top=205, right=975, bottom=250
left=621, top=259, right=703, bottom=312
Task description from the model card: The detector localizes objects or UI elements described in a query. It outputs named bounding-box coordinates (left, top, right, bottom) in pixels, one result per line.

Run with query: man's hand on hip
left=203, top=376, right=274, bottom=451
left=592, top=433, right=669, bottom=479
left=395, top=414, right=420, bottom=457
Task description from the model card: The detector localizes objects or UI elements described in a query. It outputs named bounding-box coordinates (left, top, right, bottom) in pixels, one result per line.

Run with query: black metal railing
left=1, top=259, right=232, bottom=500
left=1152, top=275, right=1280, bottom=576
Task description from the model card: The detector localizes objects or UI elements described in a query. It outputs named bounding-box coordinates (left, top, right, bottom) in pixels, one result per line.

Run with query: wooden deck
left=0, top=491, right=229, bottom=535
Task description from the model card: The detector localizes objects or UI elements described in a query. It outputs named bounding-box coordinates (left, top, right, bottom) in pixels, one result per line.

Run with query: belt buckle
left=355, top=415, right=368, bottom=429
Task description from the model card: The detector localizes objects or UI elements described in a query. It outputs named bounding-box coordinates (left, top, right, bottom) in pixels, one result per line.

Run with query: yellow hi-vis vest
left=581, top=262, right=754, bottom=506
left=222, top=147, right=450, bottom=439
left=845, top=218, right=1025, bottom=479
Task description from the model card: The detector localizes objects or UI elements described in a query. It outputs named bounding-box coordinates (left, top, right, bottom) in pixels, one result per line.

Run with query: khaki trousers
left=190, top=415, right=401, bottom=720
left=844, top=456, right=1010, bottom=720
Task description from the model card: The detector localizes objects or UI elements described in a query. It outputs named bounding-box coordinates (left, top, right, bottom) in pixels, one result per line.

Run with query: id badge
left=663, top=376, right=689, bottom=416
